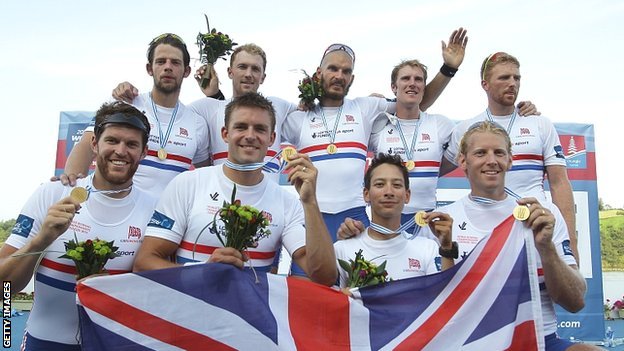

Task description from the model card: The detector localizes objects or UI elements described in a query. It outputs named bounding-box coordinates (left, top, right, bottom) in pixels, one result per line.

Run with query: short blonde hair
left=458, top=121, right=512, bottom=161
left=480, top=52, right=520, bottom=81
left=391, top=59, right=428, bottom=85
left=230, top=43, right=267, bottom=71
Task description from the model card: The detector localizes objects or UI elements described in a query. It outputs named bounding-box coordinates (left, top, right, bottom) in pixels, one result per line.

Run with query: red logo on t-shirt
left=408, top=258, right=421, bottom=269
left=128, top=226, right=142, bottom=239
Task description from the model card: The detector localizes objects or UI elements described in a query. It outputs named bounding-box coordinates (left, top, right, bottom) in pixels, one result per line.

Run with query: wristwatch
left=439, top=241, right=459, bottom=259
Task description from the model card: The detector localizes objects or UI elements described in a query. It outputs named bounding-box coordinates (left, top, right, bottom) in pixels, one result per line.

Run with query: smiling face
left=459, top=130, right=513, bottom=198
left=364, top=163, right=410, bottom=222
left=92, top=125, right=147, bottom=189
left=147, top=44, right=191, bottom=95
left=221, top=106, right=275, bottom=164
left=228, top=50, right=266, bottom=97
left=392, top=64, right=426, bottom=109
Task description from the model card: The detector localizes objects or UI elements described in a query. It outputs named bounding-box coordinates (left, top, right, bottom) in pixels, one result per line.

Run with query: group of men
left=0, top=27, right=593, bottom=350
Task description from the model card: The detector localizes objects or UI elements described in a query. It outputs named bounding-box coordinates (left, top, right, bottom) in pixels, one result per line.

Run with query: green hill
left=601, top=211, right=624, bottom=270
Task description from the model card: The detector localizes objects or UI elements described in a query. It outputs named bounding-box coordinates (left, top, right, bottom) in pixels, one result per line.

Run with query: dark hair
left=147, top=33, right=190, bottom=67
left=364, top=153, right=409, bottom=190
left=224, top=92, right=276, bottom=132
left=94, top=101, right=151, bottom=147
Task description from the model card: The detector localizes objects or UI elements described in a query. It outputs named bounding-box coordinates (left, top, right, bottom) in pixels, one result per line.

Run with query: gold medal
left=415, top=211, right=427, bottom=227
left=513, top=205, right=530, bottom=221
left=281, top=146, right=297, bottom=162
left=157, top=148, right=168, bottom=160
left=70, top=187, right=89, bottom=203
left=405, top=160, right=415, bottom=171
left=326, top=144, right=338, bottom=154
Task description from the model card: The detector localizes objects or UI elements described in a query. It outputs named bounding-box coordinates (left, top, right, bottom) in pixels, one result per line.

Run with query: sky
left=0, top=0, right=622, bottom=220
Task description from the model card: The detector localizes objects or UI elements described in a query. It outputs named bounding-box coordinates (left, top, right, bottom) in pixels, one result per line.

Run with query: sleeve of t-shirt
left=5, top=182, right=63, bottom=250
left=444, top=120, right=469, bottom=166
left=436, top=115, right=456, bottom=149
left=333, top=240, right=349, bottom=288
left=144, top=172, right=194, bottom=244
left=281, top=110, right=305, bottom=146
left=192, top=111, right=211, bottom=164
left=539, top=116, right=567, bottom=167
left=422, top=238, right=442, bottom=275
left=280, top=193, right=307, bottom=256
left=548, top=202, right=577, bottom=266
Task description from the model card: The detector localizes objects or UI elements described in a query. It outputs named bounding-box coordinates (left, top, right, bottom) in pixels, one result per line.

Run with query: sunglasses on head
left=149, top=33, right=186, bottom=46
left=321, top=43, right=355, bottom=64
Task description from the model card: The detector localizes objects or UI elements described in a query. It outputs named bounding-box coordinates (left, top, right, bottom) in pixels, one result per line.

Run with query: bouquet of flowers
left=59, top=233, right=120, bottom=280
left=338, top=249, right=391, bottom=288
left=297, top=69, right=323, bottom=110
left=196, top=14, right=237, bottom=88
left=212, top=185, right=271, bottom=252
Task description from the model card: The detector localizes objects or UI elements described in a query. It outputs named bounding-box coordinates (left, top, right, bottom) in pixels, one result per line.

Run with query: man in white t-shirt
left=334, top=153, right=454, bottom=288
left=441, top=51, right=578, bottom=264
left=432, top=120, right=594, bottom=351
left=0, top=102, right=157, bottom=350
left=190, top=43, right=298, bottom=182
left=60, top=33, right=211, bottom=197
left=133, top=93, right=337, bottom=286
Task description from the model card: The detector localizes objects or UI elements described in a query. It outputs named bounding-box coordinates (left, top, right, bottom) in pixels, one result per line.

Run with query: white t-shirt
left=87, top=93, right=211, bottom=197
left=281, top=97, right=390, bottom=213
left=144, top=165, right=306, bottom=269
left=445, top=111, right=566, bottom=201
left=369, top=112, right=454, bottom=213
left=334, top=228, right=440, bottom=288
left=189, top=96, right=297, bottom=183
left=422, top=195, right=576, bottom=335
left=6, top=175, right=156, bottom=345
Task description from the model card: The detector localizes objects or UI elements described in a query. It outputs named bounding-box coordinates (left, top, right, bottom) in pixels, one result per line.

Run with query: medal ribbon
left=394, top=116, right=421, bottom=162
left=319, top=105, right=344, bottom=147
left=470, top=187, right=521, bottom=204
left=85, top=184, right=133, bottom=197
left=485, top=108, right=517, bottom=134
left=369, top=217, right=420, bottom=240
left=225, top=149, right=286, bottom=173
left=150, top=93, right=179, bottom=153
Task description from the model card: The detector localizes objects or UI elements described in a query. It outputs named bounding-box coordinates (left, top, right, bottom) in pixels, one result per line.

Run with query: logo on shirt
left=520, top=127, right=531, bottom=135
left=562, top=239, right=573, bottom=256
left=148, top=211, right=174, bottom=230
left=128, top=226, right=142, bottom=239
left=179, top=127, right=189, bottom=137
left=387, top=128, right=394, bottom=134
left=210, top=192, right=219, bottom=201
left=12, top=214, right=34, bottom=238
left=262, top=211, right=273, bottom=224
left=554, top=145, right=565, bottom=159
left=458, top=222, right=467, bottom=230
left=421, top=133, right=431, bottom=142
left=344, top=114, right=356, bottom=123
left=408, top=258, right=421, bottom=269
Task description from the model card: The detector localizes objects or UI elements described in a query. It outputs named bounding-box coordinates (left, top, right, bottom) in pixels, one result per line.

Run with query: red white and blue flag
left=77, top=215, right=543, bottom=350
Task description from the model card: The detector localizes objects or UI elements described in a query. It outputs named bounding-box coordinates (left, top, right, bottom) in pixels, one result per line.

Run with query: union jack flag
left=77, top=216, right=543, bottom=350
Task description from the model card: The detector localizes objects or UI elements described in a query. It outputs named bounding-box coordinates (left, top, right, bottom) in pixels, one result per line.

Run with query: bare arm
left=132, top=236, right=181, bottom=272
left=546, top=165, right=579, bottom=265
left=423, top=212, right=455, bottom=271
left=421, top=28, right=468, bottom=111
left=518, top=198, right=585, bottom=312
left=0, top=197, right=81, bottom=292
left=286, top=153, right=338, bottom=286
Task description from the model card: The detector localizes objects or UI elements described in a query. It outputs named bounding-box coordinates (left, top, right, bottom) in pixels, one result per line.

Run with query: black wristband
left=440, top=64, right=458, bottom=78
left=439, top=241, right=459, bottom=259
left=207, top=89, right=225, bottom=101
